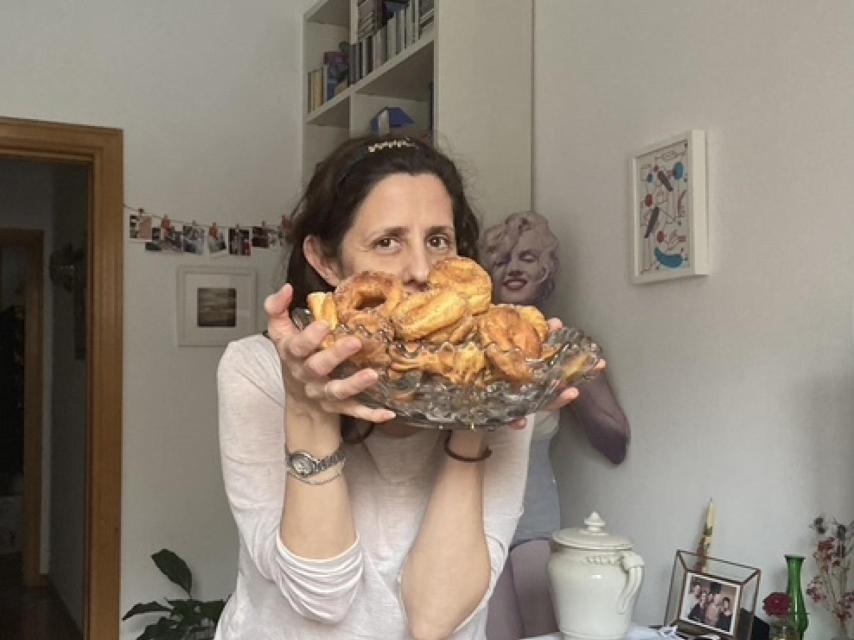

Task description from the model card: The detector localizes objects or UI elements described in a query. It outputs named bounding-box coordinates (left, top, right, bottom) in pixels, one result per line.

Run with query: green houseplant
left=123, top=549, right=227, bottom=640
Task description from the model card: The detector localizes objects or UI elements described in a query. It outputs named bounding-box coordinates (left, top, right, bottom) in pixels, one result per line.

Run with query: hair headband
left=337, top=137, right=418, bottom=187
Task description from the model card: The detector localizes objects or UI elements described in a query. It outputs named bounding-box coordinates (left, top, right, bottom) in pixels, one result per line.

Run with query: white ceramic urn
left=547, top=512, right=644, bottom=640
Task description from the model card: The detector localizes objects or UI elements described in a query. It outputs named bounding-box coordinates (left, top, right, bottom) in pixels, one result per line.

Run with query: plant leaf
left=138, top=617, right=177, bottom=640
left=152, top=549, right=193, bottom=596
left=200, top=599, right=227, bottom=623
left=123, top=601, right=171, bottom=620
left=166, top=599, right=203, bottom=627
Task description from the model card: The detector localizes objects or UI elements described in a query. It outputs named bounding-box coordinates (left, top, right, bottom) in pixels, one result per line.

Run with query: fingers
left=265, top=284, right=298, bottom=342
left=541, top=386, right=580, bottom=413
left=300, top=367, right=396, bottom=423
left=300, top=335, right=362, bottom=378
left=327, top=399, right=395, bottom=423
left=284, top=321, right=333, bottom=360
left=264, top=283, right=293, bottom=318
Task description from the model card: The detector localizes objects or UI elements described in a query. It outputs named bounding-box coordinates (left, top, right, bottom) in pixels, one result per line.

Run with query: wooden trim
left=0, top=117, right=124, bottom=640
left=0, top=229, right=43, bottom=590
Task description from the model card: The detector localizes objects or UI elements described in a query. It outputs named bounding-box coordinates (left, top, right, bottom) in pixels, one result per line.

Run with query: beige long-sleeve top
left=214, top=334, right=532, bottom=640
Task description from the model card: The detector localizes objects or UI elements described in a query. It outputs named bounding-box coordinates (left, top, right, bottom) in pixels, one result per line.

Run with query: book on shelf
left=307, top=50, right=350, bottom=113
left=348, top=0, right=435, bottom=85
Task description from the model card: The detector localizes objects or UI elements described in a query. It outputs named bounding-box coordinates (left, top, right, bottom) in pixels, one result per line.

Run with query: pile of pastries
left=307, top=256, right=560, bottom=387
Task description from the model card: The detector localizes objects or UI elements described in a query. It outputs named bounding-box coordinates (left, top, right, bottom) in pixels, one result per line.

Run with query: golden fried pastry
left=477, top=306, right=542, bottom=359
left=390, top=289, right=468, bottom=340
left=513, top=305, right=549, bottom=343
left=307, top=256, right=566, bottom=386
left=390, top=341, right=486, bottom=386
left=307, top=292, right=339, bottom=329
left=428, top=256, right=492, bottom=314
left=337, top=309, right=393, bottom=368
left=345, top=309, right=393, bottom=336
left=347, top=334, right=392, bottom=368
left=334, top=271, right=405, bottom=323
left=422, top=312, right=476, bottom=344
left=447, top=341, right=488, bottom=386
left=484, top=343, right=535, bottom=383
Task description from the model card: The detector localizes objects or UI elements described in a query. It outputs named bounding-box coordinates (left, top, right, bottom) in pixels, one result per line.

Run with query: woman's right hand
left=264, top=284, right=396, bottom=424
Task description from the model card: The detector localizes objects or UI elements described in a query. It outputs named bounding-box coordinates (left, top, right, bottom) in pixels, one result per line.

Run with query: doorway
left=0, top=118, right=123, bottom=639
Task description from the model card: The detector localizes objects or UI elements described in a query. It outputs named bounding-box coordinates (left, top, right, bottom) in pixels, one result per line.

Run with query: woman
left=215, top=136, right=581, bottom=639
left=689, top=591, right=708, bottom=623
left=717, top=596, right=733, bottom=631
left=480, top=212, right=630, bottom=639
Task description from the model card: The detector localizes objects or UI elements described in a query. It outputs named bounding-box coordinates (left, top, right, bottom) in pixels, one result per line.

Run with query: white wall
left=0, top=1, right=307, bottom=636
left=534, top=2, right=854, bottom=637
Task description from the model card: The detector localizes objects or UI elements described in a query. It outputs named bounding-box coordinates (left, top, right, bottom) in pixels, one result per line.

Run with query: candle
left=695, top=499, right=715, bottom=572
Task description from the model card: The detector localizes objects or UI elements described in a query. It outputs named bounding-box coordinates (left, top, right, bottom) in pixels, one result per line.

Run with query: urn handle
left=616, top=551, right=645, bottom=614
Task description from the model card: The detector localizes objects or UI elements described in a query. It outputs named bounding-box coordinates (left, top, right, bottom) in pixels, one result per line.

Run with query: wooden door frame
left=0, top=229, right=44, bottom=588
left=0, top=116, right=123, bottom=640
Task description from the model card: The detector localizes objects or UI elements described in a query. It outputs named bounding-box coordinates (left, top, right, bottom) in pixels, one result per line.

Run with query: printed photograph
left=182, top=224, right=205, bottom=255
left=144, top=227, right=162, bottom=252
left=251, top=226, right=269, bottom=248
left=679, top=571, right=741, bottom=636
left=229, top=227, right=251, bottom=256
left=207, top=223, right=228, bottom=257
left=130, top=212, right=153, bottom=241
left=196, top=287, right=237, bottom=327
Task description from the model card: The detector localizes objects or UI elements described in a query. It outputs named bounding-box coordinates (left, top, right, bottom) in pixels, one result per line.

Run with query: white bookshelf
left=302, top=0, right=532, bottom=225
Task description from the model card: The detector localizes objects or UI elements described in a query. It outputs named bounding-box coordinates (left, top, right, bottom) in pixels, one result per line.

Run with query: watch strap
left=286, top=443, right=346, bottom=479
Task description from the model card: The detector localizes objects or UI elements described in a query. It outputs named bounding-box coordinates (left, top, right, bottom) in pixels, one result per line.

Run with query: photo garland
left=664, top=550, right=760, bottom=640
left=126, top=204, right=291, bottom=258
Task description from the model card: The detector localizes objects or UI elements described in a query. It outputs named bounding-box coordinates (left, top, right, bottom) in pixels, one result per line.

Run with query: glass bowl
left=292, top=307, right=602, bottom=429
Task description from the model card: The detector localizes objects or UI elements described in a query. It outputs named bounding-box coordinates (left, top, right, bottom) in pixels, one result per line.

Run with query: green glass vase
left=785, top=554, right=809, bottom=639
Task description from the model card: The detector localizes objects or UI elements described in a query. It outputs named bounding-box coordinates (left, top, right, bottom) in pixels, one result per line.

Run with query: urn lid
left=552, top=512, right=633, bottom=551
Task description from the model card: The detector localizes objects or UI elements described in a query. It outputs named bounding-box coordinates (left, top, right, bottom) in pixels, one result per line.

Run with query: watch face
left=291, top=454, right=315, bottom=476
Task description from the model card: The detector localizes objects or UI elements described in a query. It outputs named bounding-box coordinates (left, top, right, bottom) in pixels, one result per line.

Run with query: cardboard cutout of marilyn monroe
left=481, top=212, right=630, bottom=640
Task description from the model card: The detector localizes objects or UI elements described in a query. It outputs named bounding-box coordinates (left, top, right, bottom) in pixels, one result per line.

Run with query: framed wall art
left=631, top=130, right=709, bottom=283
left=664, top=550, right=760, bottom=640
left=176, top=265, right=256, bottom=346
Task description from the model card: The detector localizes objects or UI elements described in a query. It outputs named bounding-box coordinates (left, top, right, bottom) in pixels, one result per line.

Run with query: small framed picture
left=679, top=571, right=741, bottom=636
left=176, top=266, right=256, bottom=346
left=631, top=130, right=709, bottom=283
left=665, top=550, right=760, bottom=640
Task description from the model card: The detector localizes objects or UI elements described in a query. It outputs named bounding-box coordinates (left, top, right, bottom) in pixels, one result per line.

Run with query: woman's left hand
left=507, top=317, right=607, bottom=430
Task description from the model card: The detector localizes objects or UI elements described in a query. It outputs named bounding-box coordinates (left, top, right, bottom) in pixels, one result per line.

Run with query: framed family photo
left=630, top=130, right=709, bottom=284
left=664, top=550, right=760, bottom=640
left=176, top=265, right=257, bottom=346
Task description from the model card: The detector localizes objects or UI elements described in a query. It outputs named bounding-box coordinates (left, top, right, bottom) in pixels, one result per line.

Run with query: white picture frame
left=176, top=265, right=257, bottom=346
left=631, top=129, right=709, bottom=283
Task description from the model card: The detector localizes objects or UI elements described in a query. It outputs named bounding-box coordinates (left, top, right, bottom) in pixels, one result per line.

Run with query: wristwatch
left=286, top=444, right=346, bottom=480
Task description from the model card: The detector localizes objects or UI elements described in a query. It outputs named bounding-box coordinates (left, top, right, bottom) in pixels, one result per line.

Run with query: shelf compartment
left=306, top=90, right=350, bottom=127
left=305, top=0, right=349, bottom=27
left=354, top=34, right=434, bottom=101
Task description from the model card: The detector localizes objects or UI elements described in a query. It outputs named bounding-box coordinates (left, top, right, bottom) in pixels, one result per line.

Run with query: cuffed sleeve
left=217, top=338, right=364, bottom=624
left=275, top=534, right=364, bottom=623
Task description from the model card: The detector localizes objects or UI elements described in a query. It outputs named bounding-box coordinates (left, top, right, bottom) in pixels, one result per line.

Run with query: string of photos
left=126, top=204, right=292, bottom=257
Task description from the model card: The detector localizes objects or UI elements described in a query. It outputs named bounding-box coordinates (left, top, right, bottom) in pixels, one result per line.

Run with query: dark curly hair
left=284, top=134, right=481, bottom=308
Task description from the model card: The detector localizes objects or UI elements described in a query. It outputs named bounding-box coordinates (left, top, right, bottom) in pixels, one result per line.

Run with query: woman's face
left=321, top=173, right=457, bottom=291
left=492, top=229, right=547, bottom=305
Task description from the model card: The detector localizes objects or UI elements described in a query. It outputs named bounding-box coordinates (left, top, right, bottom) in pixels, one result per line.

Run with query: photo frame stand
left=664, top=550, right=760, bottom=640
